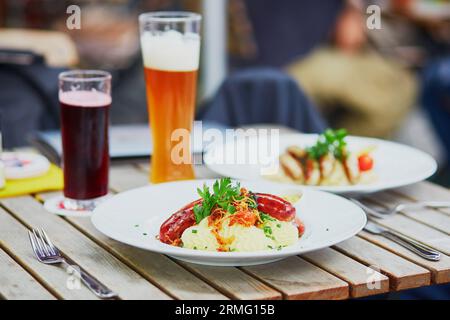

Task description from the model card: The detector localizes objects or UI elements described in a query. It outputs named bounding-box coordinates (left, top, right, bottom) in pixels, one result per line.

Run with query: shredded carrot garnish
left=203, top=188, right=260, bottom=251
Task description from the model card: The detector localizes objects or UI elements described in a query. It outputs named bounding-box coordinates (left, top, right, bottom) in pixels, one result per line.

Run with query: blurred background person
left=287, top=0, right=418, bottom=138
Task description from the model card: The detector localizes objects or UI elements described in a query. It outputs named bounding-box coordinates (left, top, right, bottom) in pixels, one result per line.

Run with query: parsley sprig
left=260, top=212, right=275, bottom=222
left=193, top=178, right=242, bottom=224
left=306, top=128, right=348, bottom=160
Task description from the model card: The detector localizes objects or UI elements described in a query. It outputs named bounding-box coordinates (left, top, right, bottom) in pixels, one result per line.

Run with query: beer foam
left=59, top=90, right=111, bottom=107
left=140, top=30, right=200, bottom=71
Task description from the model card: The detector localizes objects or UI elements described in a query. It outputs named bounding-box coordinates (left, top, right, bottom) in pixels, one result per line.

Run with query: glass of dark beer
left=58, top=70, right=111, bottom=211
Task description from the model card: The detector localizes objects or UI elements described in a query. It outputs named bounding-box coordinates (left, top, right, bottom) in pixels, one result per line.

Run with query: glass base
left=61, top=195, right=108, bottom=212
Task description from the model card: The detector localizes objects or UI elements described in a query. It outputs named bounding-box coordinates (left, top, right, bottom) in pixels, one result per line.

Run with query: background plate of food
left=203, top=129, right=437, bottom=195
left=91, top=179, right=366, bottom=266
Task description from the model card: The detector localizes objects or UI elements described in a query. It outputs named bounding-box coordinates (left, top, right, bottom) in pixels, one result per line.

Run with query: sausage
left=279, top=153, right=304, bottom=182
left=159, top=193, right=297, bottom=245
left=254, top=193, right=296, bottom=222
left=319, top=153, right=335, bottom=179
left=287, top=146, right=307, bottom=160
left=305, top=159, right=321, bottom=185
left=344, top=152, right=360, bottom=184
left=159, top=199, right=201, bottom=244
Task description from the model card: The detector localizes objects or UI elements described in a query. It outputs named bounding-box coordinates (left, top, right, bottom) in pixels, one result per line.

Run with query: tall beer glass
left=139, top=12, right=201, bottom=183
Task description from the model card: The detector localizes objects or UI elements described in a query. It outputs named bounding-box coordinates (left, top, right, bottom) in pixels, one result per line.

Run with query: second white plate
left=204, top=133, right=437, bottom=194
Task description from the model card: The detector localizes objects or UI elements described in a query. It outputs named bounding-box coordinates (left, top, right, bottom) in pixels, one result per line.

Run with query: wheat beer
left=140, top=13, right=201, bottom=183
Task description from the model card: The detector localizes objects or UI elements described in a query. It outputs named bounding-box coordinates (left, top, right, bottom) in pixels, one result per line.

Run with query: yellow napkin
left=0, top=164, right=63, bottom=198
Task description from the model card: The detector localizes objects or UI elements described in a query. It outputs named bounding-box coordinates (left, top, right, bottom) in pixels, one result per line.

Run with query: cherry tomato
left=358, top=154, right=373, bottom=171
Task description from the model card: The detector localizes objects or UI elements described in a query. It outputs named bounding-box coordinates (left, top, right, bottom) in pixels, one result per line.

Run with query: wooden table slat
left=396, top=181, right=450, bottom=216
left=302, top=248, right=389, bottom=298
left=109, top=165, right=150, bottom=193
left=370, top=191, right=450, bottom=235
left=1, top=196, right=170, bottom=300
left=0, top=248, right=55, bottom=300
left=179, top=262, right=282, bottom=300
left=335, top=236, right=430, bottom=291
left=361, top=198, right=450, bottom=255
left=35, top=191, right=62, bottom=202
left=242, top=257, right=349, bottom=300
left=359, top=230, right=450, bottom=284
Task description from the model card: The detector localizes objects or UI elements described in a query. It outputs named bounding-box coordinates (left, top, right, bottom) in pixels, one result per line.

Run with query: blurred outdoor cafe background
left=0, top=0, right=449, bottom=187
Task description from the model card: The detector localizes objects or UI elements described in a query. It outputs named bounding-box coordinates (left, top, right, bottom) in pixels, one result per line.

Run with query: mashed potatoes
left=181, top=216, right=298, bottom=252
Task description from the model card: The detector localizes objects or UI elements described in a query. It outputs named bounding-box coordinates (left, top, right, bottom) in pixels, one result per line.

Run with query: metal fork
left=364, top=221, right=441, bottom=261
left=349, top=198, right=389, bottom=219
left=28, top=228, right=117, bottom=299
left=350, top=198, right=450, bottom=218
left=373, top=201, right=450, bottom=216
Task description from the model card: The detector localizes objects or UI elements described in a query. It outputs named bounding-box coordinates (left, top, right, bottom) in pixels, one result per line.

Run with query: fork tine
left=40, top=228, right=58, bottom=256
left=32, top=228, right=49, bottom=257
left=37, top=228, right=53, bottom=256
left=28, top=230, right=43, bottom=258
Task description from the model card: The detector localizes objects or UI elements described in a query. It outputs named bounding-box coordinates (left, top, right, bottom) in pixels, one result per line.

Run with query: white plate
left=91, top=179, right=366, bottom=266
left=204, top=133, right=437, bottom=194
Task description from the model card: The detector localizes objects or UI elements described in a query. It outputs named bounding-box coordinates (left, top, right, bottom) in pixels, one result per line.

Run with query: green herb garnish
left=263, top=225, right=275, bottom=240
left=193, top=178, right=242, bottom=224
left=306, top=128, right=348, bottom=160
left=192, top=230, right=198, bottom=234
left=260, top=212, right=275, bottom=222
left=248, top=193, right=258, bottom=209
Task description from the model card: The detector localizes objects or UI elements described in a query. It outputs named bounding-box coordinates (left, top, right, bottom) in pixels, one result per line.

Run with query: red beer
left=58, top=70, right=111, bottom=210
left=60, top=91, right=110, bottom=199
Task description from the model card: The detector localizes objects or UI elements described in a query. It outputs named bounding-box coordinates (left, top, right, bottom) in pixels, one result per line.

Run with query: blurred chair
left=0, top=29, right=77, bottom=148
left=198, top=68, right=326, bottom=133
left=0, top=28, right=78, bottom=67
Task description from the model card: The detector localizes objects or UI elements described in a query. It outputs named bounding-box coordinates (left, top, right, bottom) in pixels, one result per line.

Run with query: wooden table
left=1, top=161, right=450, bottom=300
